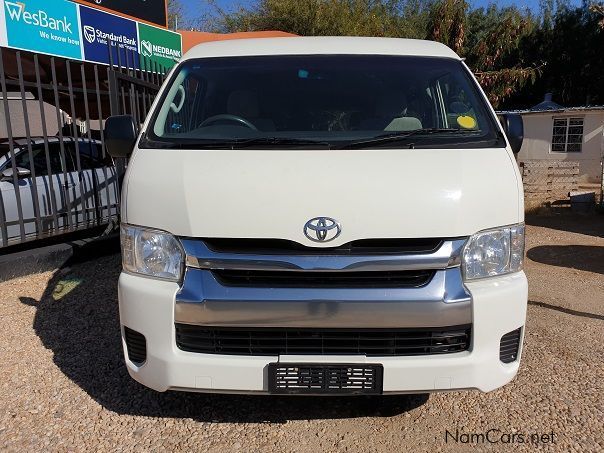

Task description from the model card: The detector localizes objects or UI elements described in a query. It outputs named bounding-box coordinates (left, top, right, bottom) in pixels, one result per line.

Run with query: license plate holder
left=268, top=363, right=383, bottom=395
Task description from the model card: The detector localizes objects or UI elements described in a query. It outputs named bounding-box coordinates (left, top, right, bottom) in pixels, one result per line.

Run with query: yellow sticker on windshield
left=457, top=115, right=477, bottom=129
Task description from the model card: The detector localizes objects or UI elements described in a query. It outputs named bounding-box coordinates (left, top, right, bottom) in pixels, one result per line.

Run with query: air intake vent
left=212, top=269, right=435, bottom=288
left=124, top=327, right=147, bottom=364
left=202, top=238, right=443, bottom=255
left=175, top=324, right=471, bottom=356
left=500, top=328, right=522, bottom=363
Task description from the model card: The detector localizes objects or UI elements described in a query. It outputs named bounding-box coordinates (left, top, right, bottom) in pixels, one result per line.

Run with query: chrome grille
left=175, top=237, right=472, bottom=329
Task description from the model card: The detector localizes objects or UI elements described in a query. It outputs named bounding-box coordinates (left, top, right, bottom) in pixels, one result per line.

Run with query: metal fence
left=0, top=45, right=167, bottom=248
left=520, top=160, right=580, bottom=208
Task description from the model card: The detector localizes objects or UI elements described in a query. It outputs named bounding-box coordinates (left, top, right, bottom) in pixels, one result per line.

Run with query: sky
left=180, top=0, right=583, bottom=25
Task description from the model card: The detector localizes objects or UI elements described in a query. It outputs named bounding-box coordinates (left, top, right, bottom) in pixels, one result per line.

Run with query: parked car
left=106, top=37, right=527, bottom=396
left=0, top=137, right=119, bottom=246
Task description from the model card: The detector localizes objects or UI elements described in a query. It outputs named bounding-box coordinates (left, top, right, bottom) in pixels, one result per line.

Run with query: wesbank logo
left=4, top=0, right=81, bottom=60
left=4, top=1, right=73, bottom=33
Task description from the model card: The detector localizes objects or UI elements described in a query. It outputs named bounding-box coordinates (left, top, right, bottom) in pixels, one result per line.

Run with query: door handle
left=64, top=183, right=75, bottom=189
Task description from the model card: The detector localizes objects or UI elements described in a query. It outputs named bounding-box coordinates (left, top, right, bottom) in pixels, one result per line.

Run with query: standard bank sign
left=3, top=0, right=81, bottom=59
left=79, top=5, right=138, bottom=66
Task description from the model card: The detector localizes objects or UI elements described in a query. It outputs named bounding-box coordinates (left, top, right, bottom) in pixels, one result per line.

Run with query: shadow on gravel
left=526, top=213, right=604, bottom=238
left=528, top=300, right=604, bottom=321
left=20, top=244, right=428, bottom=423
left=527, top=245, right=604, bottom=275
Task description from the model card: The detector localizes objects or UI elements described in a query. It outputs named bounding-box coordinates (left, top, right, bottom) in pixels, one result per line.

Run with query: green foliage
left=201, top=0, right=604, bottom=109
left=210, top=0, right=432, bottom=38
left=513, top=5, right=604, bottom=107
left=427, top=0, right=467, bottom=53
left=590, top=3, right=604, bottom=28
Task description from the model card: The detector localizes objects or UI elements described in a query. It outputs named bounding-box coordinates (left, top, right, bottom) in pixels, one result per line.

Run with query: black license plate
left=268, top=363, right=383, bottom=395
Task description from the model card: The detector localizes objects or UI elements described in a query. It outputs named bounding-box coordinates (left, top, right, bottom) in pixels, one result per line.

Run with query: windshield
left=145, top=55, right=503, bottom=149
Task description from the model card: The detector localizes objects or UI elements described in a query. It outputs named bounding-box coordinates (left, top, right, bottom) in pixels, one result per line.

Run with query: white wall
left=0, top=99, right=65, bottom=139
left=517, top=111, right=604, bottom=183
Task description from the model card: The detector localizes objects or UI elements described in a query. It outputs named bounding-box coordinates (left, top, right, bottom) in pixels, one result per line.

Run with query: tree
left=511, top=4, right=604, bottom=106
left=428, top=1, right=540, bottom=107
left=202, top=0, right=604, bottom=109
left=590, top=2, right=604, bottom=27
left=168, top=0, right=185, bottom=29
left=208, top=0, right=431, bottom=38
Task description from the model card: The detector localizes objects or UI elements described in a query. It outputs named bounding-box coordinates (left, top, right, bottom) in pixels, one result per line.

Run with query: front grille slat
left=212, top=269, right=435, bottom=288
left=176, top=324, right=471, bottom=356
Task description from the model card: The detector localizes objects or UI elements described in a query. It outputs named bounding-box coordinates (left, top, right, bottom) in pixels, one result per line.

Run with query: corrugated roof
left=498, top=105, right=604, bottom=115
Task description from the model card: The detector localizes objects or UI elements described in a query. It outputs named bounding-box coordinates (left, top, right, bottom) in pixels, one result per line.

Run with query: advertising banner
left=2, top=0, right=82, bottom=59
left=138, top=23, right=182, bottom=70
left=73, top=0, right=167, bottom=28
left=0, top=0, right=181, bottom=69
left=79, top=6, right=138, bottom=67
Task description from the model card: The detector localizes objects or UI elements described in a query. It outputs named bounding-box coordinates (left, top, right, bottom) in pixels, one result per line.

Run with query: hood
left=123, top=147, right=521, bottom=246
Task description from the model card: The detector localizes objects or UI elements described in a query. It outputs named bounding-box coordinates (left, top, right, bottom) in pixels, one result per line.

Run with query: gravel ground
left=0, top=214, right=603, bottom=452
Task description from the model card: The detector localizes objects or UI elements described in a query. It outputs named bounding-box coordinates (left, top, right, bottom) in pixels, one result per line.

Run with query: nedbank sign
left=0, top=0, right=181, bottom=69
left=3, top=0, right=82, bottom=59
left=138, top=23, right=181, bottom=70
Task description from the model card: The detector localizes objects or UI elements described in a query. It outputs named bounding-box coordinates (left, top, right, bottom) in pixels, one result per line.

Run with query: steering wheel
left=199, top=114, right=258, bottom=131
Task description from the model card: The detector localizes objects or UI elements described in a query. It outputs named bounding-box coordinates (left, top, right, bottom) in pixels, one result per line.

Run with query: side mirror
left=2, top=167, right=31, bottom=181
left=499, top=113, right=524, bottom=155
left=105, top=115, right=137, bottom=158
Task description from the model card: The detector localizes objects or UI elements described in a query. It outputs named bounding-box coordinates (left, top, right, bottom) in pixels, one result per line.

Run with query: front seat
left=227, top=90, right=276, bottom=131
left=360, top=95, right=422, bottom=132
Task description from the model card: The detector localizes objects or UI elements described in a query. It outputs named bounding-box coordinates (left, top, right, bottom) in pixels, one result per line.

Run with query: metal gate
left=0, top=46, right=167, bottom=249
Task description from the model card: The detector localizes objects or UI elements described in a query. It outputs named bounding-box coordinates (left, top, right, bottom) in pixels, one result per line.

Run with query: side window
left=551, top=117, right=583, bottom=153
left=78, top=154, right=96, bottom=170
left=67, top=141, right=105, bottom=170
left=85, top=143, right=106, bottom=168
left=9, top=145, right=62, bottom=176
left=62, top=141, right=95, bottom=171
left=61, top=143, right=76, bottom=172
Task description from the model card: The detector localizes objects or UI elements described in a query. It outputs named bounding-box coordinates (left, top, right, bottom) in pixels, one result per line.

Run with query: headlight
left=120, top=224, right=184, bottom=281
left=462, top=224, right=525, bottom=280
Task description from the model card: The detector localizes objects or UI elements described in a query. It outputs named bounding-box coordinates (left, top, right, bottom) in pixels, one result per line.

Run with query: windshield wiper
left=228, top=137, right=332, bottom=149
left=139, top=136, right=331, bottom=150
left=338, top=128, right=477, bottom=149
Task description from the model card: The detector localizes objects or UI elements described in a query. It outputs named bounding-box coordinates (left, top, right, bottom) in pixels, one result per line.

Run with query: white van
left=106, top=37, right=527, bottom=395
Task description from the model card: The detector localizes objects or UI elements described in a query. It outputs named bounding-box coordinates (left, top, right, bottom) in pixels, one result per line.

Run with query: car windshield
left=145, top=55, right=502, bottom=149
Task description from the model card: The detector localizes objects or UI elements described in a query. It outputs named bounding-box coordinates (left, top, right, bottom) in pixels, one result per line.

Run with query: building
left=511, top=94, right=604, bottom=184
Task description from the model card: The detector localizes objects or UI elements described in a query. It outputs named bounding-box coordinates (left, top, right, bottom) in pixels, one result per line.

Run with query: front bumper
left=118, top=271, right=528, bottom=394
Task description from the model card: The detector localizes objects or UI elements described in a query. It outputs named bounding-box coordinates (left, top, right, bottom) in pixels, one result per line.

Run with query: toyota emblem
left=304, top=217, right=341, bottom=243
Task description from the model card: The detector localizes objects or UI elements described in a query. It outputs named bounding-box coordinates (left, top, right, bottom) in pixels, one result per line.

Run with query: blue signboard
left=79, top=5, right=139, bottom=67
left=3, top=0, right=82, bottom=59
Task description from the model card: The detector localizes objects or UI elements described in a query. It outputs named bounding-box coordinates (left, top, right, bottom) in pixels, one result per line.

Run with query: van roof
left=182, top=37, right=461, bottom=61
